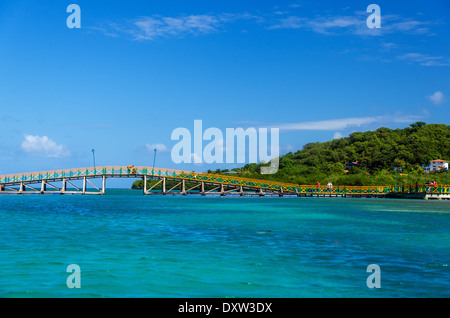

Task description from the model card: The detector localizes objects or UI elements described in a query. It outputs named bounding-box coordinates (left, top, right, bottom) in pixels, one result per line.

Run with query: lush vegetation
left=212, top=122, right=450, bottom=186
left=132, top=123, right=450, bottom=189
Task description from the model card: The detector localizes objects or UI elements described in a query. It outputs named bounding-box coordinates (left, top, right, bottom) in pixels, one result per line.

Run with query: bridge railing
left=2, top=167, right=448, bottom=195
left=389, top=184, right=450, bottom=194
left=292, top=185, right=393, bottom=195
left=0, top=166, right=303, bottom=192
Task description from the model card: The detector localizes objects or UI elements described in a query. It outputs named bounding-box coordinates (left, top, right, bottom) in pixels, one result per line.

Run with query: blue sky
left=0, top=0, right=449, bottom=185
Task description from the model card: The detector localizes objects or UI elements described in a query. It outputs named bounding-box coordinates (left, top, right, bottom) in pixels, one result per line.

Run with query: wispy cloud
left=90, top=15, right=221, bottom=40
left=333, top=132, right=345, bottom=139
left=91, top=9, right=439, bottom=44
left=146, top=143, right=169, bottom=152
left=132, top=15, right=221, bottom=40
left=90, top=10, right=447, bottom=67
left=92, top=13, right=261, bottom=41
left=288, top=3, right=301, bottom=9
left=304, top=16, right=364, bottom=35
left=89, top=25, right=121, bottom=38
left=385, top=19, right=432, bottom=35
left=398, top=53, right=450, bottom=66
left=275, top=117, right=378, bottom=131
left=268, top=12, right=434, bottom=37
left=271, top=114, right=424, bottom=132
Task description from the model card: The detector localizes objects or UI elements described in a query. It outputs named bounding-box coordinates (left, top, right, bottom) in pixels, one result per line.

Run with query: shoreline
left=1, top=188, right=449, bottom=201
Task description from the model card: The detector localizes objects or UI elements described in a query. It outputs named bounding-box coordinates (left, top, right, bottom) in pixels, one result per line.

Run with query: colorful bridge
left=0, top=166, right=449, bottom=199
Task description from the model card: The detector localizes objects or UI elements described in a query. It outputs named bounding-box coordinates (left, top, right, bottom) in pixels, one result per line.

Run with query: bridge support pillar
left=61, top=178, right=67, bottom=194
left=239, top=185, right=244, bottom=196
left=181, top=180, right=186, bottom=195
left=143, top=175, right=147, bottom=195
left=40, top=180, right=46, bottom=194
left=0, top=185, right=4, bottom=192
left=220, top=184, right=226, bottom=196
left=102, top=176, right=106, bottom=195
left=257, top=188, right=265, bottom=197
left=201, top=182, right=205, bottom=196
left=19, top=182, right=25, bottom=194
left=279, top=188, right=284, bottom=197
left=162, top=177, right=166, bottom=195
left=82, top=177, right=87, bottom=195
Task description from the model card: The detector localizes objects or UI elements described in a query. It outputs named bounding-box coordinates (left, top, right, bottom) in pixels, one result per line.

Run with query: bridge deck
left=0, top=166, right=449, bottom=198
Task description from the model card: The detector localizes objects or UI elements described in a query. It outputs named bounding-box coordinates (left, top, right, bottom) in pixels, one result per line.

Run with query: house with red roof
left=425, top=159, right=449, bottom=172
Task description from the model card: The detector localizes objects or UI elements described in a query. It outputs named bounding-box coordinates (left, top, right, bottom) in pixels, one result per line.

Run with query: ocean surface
left=0, top=190, right=449, bottom=298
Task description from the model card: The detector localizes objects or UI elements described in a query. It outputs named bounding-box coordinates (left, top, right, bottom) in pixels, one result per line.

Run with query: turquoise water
left=0, top=190, right=449, bottom=298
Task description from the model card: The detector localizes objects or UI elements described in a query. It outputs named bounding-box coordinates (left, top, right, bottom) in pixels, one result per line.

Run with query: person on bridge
left=327, top=181, right=333, bottom=191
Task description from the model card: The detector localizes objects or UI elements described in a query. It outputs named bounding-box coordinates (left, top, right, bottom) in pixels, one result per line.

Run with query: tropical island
left=132, top=122, right=450, bottom=190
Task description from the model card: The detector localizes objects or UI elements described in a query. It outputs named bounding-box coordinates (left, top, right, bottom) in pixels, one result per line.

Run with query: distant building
left=425, top=159, right=449, bottom=172
left=345, top=161, right=359, bottom=170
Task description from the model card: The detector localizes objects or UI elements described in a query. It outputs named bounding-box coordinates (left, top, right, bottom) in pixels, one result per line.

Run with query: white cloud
left=21, top=135, right=70, bottom=158
left=427, top=91, right=445, bottom=105
left=268, top=14, right=372, bottom=35
left=333, top=132, right=344, bottom=139
left=92, top=10, right=437, bottom=46
left=272, top=114, right=424, bottom=132
left=268, top=12, right=434, bottom=37
left=132, top=15, right=221, bottom=40
left=94, top=13, right=262, bottom=41
left=146, top=143, right=169, bottom=152
left=388, top=20, right=429, bottom=33
left=398, top=53, right=450, bottom=66
left=276, top=117, right=378, bottom=131
left=267, top=16, right=305, bottom=30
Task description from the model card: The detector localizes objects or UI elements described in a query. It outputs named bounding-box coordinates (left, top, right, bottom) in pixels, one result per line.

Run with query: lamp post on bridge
left=446, top=167, right=448, bottom=186
left=152, top=148, right=157, bottom=176
left=271, top=163, right=276, bottom=182
left=422, top=164, right=428, bottom=184
left=394, top=166, right=402, bottom=190
left=92, top=149, right=96, bottom=170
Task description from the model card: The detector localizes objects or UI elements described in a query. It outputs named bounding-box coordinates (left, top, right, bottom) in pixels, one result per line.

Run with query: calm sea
left=0, top=190, right=449, bottom=298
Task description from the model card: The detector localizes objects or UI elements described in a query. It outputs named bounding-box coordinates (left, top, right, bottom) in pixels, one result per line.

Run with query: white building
left=425, top=159, right=449, bottom=172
